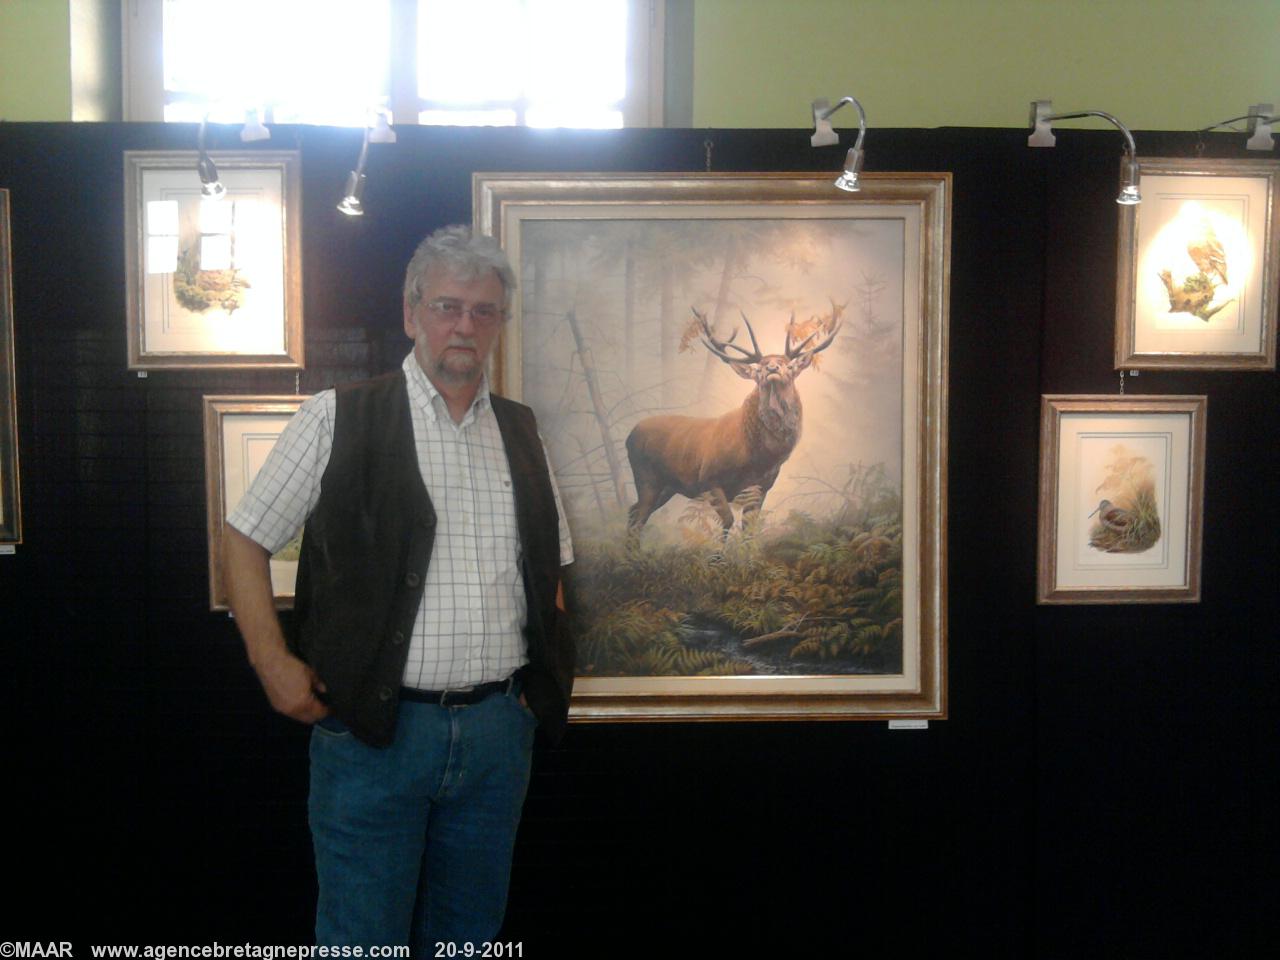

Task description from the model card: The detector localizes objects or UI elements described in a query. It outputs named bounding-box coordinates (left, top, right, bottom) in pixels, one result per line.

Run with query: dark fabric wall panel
left=0, top=122, right=1274, bottom=955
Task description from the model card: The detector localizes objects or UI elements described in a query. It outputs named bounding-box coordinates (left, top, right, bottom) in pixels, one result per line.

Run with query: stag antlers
left=691, top=304, right=843, bottom=367
left=692, top=308, right=763, bottom=364
left=784, top=301, right=843, bottom=359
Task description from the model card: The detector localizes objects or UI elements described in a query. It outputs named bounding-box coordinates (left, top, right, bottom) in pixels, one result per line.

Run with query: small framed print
left=0, top=188, right=20, bottom=544
left=125, top=151, right=303, bottom=370
left=1116, top=157, right=1279, bottom=370
left=203, top=395, right=307, bottom=611
left=1037, top=395, right=1207, bottom=605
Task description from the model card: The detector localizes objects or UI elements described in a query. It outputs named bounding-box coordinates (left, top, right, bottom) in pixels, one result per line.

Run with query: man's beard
left=432, top=343, right=483, bottom=385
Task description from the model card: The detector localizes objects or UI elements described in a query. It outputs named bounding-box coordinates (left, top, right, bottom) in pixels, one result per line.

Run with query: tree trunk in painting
left=575, top=433, right=609, bottom=521
left=700, top=234, right=740, bottom=398
left=624, top=237, right=636, bottom=388
left=565, top=308, right=628, bottom=506
left=660, top=256, right=675, bottom=406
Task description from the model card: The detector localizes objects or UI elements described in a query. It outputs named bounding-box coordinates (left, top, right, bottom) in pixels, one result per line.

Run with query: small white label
left=888, top=719, right=929, bottom=730
left=227, top=610, right=235, bottom=619
left=0, top=544, right=15, bottom=555
left=1129, top=370, right=1140, bottom=376
left=137, top=370, right=149, bottom=378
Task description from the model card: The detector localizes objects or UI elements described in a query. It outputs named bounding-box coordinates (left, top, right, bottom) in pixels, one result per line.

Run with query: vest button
left=405, top=572, right=421, bottom=587
left=378, top=686, right=393, bottom=702
left=391, top=631, right=405, bottom=646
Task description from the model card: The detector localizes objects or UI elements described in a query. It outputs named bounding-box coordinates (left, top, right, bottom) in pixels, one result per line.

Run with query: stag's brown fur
left=626, top=309, right=838, bottom=539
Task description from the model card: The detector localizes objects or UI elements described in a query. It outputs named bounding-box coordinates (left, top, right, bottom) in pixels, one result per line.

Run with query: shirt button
left=405, top=572, right=421, bottom=587
left=378, top=686, right=393, bottom=702
left=391, top=631, right=405, bottom=646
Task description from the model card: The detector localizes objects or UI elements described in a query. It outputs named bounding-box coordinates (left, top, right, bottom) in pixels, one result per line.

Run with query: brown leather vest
left=290, top=371, right=571, bottom=747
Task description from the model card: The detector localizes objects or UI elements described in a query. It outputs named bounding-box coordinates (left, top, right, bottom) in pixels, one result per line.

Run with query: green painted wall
left=693, top=0, right=1280, bottom=129
left=0, top=0, right=72, bottom=120
left=2, top=0, right=1278, bottom=128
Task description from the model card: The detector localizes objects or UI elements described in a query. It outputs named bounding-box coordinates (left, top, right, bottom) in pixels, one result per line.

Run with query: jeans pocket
left=313, top=714, right=352, bottom=738
left=508, top=691, right=539, bottom=726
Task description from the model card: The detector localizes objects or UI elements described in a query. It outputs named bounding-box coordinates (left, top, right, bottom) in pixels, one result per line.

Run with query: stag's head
left=692, top=307, right=841, bottom=416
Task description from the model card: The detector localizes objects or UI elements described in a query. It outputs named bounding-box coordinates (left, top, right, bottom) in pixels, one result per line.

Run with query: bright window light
left=163, top=0, right=391, bottom=125
left=138, top=0, right=656, bottom=128
left=418, top=0, right=629, bottom=128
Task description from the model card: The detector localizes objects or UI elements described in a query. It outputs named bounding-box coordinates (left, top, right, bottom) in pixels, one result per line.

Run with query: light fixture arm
left=352, top=124, right=371, bottom=179
left=1029, top=101, right=1136, bottom=159
left=811, top=95, right=867, bottom=153
left=196, top=115, right=225, bottom=200
left=1028, top=100, right=1141, bottom=204
left=1200, top=104, right=1275, bottom=150
left=337, top=125, right=373, bottom=216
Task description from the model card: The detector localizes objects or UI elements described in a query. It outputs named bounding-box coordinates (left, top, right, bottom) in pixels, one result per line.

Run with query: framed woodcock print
left=125, top=151, right=303, bottom=370
left=475, top=172, right=950, bottom=721
left=1116, top=157, right=1279, bottom=370
left=203, top=395, right=307, bottom=611
left=1037, top=394, right=1207, bottom=604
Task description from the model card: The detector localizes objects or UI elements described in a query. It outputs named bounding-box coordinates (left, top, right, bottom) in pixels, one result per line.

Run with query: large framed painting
left=1037, top=394, right=1207, bottom=605
left=475, top=172, right=950, bottom=720
left=124, top=151, right=304, bottom=370
left=1116, top=157, right=1279, bottom=370
left=203, top=395, right=307, bottom=611
left=0, top=189, right=20, bottom=544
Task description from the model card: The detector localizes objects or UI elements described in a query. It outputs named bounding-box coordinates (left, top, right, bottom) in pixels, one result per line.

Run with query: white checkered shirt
left=227, top=352, right=573, bottom=691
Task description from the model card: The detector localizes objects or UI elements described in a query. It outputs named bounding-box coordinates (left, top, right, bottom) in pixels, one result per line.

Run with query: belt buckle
left=440, top=686, right=474, bottom=706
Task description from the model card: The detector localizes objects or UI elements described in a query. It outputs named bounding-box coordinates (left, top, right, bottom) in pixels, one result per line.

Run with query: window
left=124, top=0, right=663, bottom=128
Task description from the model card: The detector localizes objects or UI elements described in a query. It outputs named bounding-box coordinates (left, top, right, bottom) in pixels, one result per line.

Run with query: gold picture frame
left=0, top=189, right=21, bottom=544
left=1116, top=157, right=1279, bottom=370
left=125, top=151, right=304, bottom=370
left=1037, top=394, right=1207, bottom=604
left=475, top=172, right=950, bottom=721
left=202, top=395, right=307, bottom=611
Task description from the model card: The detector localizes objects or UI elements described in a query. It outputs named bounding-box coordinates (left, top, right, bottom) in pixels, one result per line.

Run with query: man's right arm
left=223, top=524, right=328, bottom=724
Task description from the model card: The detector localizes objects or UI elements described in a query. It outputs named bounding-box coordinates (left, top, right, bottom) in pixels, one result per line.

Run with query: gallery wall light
left=197, top=116, right=225, bottom=200
left=810, top=95, right=867, bottom=192
left=338, top=107, right=397, bottom=217
left=1028, top=99, right=1140, bottom=204
left=1200, top=103, right=1275, bottom=151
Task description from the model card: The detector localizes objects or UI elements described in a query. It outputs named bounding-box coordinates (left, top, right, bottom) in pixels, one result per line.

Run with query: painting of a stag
left=626, top=307, right=841, bottom=541
left=506, top=205, right=919, bottom=686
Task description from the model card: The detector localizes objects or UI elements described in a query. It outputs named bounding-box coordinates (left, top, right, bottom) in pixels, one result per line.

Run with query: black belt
left=399, top=676, right=515, bottom=706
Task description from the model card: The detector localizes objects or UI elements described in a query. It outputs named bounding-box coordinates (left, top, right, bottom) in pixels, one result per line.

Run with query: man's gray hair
left=403, top=224, right=517, bottom=310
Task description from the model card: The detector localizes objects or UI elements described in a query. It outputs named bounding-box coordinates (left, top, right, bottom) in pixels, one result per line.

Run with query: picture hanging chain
left=295, top=371, right=301, bottom=395
left=704, top=139, right=714, bottom=172
left=1120, top=369, right=1125, bottom=394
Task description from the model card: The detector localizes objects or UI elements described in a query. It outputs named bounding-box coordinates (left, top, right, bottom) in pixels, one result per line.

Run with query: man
left=222, top=225, right=574, bottom=952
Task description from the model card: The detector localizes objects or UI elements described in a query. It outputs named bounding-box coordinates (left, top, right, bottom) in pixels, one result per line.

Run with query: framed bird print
left=1037, top=395, right=1206, bottom=604
left=1115, top=157, right=1279, bottom=370
left=475, top=172, right=950, bottom=721
left=124, top=151, right=304, bottom=370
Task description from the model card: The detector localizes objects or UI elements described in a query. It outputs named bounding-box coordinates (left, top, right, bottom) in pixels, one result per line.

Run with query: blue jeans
left=308, top=688, right=537, bottom=953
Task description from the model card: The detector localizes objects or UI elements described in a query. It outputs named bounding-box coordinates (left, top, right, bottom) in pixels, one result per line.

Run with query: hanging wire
left=1198, top=112, right=1276, bottom=153
left=1199, top=113, right=1276, bottom=134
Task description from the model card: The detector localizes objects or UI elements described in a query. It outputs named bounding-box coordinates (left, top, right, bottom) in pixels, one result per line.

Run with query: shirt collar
left=402, top=350, right=491, bottom=425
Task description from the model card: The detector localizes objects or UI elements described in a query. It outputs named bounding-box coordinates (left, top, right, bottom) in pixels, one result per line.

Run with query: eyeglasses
left=424, top=298, right=504, bottom=326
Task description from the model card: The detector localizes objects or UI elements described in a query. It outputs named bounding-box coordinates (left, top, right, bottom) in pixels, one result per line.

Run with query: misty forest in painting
left=519, top=215, right=908, bottom=677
